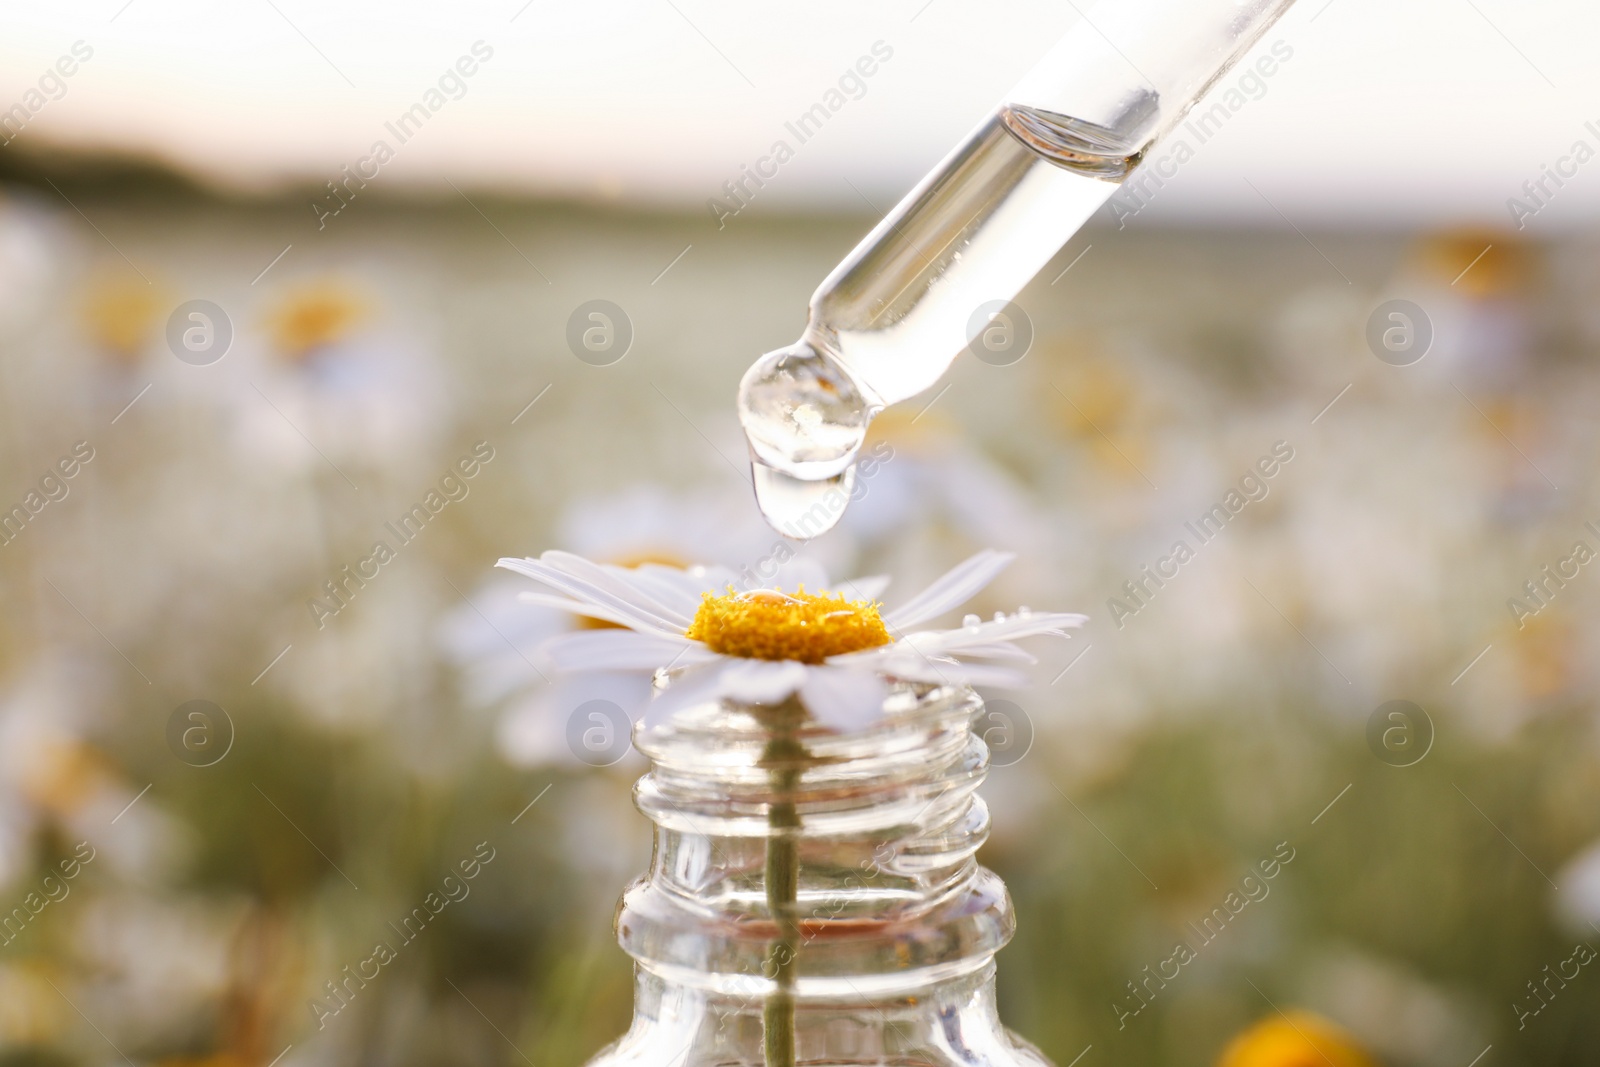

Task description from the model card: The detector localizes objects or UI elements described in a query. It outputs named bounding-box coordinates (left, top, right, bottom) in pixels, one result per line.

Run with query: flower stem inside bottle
left=760, top=699, right=807, bottom=1067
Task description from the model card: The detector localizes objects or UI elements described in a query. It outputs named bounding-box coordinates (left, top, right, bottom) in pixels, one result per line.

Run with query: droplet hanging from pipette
left=749, top=459, right=855, bottom=540
left=739, top=338, right=875, bottom=538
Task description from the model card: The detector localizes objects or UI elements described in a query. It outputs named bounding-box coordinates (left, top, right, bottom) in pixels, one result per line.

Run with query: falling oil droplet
left=750, top=459, right=856, bottom=540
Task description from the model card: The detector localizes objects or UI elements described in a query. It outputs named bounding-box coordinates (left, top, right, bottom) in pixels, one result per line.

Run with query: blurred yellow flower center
left=267, top=287, right=365, bottom=359
left=84, top=278, right=164, bottom=358
left=685, top=588, right=891, bottom=664
left=1217, top=1010, right=1374, bottom=1067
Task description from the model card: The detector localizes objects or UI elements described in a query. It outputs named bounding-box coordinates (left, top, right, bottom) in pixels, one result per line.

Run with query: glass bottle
left=737, top=0, right=1300, bottom=537
left=585, top=682, right=1052, bottom=1067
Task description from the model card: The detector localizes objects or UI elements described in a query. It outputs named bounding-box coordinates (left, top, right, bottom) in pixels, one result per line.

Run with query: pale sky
left=0, top=0, right=1595, bottom=231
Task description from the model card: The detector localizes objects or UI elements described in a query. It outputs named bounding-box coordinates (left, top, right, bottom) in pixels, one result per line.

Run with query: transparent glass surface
left=807, top=102, right=1151, bottom=410
left=586, top=682, right=1052, bottom=1067
left=737, top=0, right=1299, bottom=536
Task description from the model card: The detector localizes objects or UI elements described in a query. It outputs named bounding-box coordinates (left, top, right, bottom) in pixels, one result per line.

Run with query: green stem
left=761, top=701, right=806, bottom=1067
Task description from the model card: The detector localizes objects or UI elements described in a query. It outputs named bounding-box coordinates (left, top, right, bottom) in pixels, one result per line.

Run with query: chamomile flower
left=496, top=548, right=1085, bottom=733
left=442, top=483, right=827, bottom=767
left=236, top=278, right=449, bottom=478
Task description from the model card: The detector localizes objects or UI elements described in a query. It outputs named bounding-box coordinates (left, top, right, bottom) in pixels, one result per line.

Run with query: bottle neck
left=618, top=683, right=1012, bottom=999
left=621, top=960, right=1028, bottom=1066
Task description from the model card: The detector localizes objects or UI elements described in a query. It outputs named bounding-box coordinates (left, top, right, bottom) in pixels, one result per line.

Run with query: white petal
left=943, top=640, right=1036, bottom=663
left=439, top=578, right=564, bottom=660
left=833, top=574, right=890, bottom=602
left=719, top=659, right=809, bottom=705
left=496, top=673, right=654, bottom=767
left=541, top=550, right=698, bottom=626
left=438, top=580, right=566, bottom=704
left=883, top=550, right=1016, bottom=630
left=904, top=612, right=1087, bottom=656
left=937, top=662, right=1030, bottom=688
left=514, top=591, right=645, bottom=630
left=849, top=638, right=1037, bottom=689
left=799, top=666, right=889, bottom=731
left=879, top=656, right=1028, bottom=689
left=539, top=630, right=712, bottom=672
left=628, top=564, right=724, bottom=614
left=497, top=556, right=684, bottom=635
left=642, top=664, right=734, bottom=727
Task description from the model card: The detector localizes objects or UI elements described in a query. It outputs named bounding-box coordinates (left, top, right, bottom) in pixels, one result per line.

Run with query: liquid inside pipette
left=739, top=101, right=1150, bottom=539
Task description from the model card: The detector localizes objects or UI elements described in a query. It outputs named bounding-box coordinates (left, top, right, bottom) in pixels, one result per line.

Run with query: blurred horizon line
left=2, top=140, right=1584, bottom=241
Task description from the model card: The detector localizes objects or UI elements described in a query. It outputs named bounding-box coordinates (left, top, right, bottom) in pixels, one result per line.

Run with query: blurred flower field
left=0, top=165, right=1599, bottom=1067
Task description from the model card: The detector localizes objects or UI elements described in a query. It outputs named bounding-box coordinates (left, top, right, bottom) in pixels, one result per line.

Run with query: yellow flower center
left=685, top=587, right=892, bottom=664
